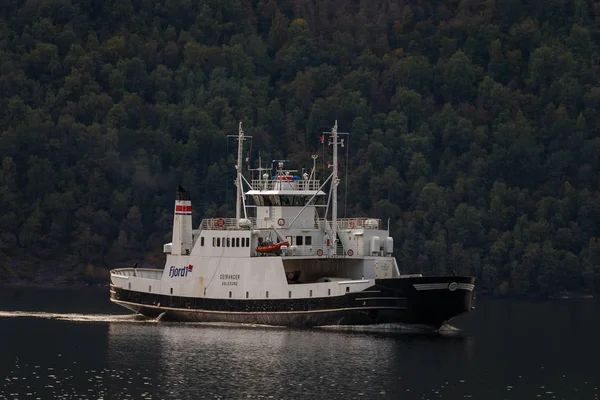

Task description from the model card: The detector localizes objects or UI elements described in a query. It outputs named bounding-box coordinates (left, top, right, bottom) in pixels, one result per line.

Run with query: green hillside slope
left=1, top=0, right=599, bottom=295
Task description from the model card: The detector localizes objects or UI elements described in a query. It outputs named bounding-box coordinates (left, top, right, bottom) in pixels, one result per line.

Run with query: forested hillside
left=1, top=0, right=599, bottom=294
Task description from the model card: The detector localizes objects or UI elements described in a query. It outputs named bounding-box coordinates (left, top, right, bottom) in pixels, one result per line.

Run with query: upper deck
left=199, top=217, right=382, bottom=231
left=248, top=179, right=322, bottom=192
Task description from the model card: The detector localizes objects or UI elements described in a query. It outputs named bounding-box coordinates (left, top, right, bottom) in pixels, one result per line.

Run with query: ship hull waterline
left=110, top=276, right=476, bottom=329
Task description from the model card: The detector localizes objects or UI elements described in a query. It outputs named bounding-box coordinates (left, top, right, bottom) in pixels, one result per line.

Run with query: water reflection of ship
left=107, top=322, right=405, bottom=395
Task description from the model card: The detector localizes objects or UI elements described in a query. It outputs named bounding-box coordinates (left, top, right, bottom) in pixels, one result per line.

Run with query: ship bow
left=375, top=276, right=476, bottom=328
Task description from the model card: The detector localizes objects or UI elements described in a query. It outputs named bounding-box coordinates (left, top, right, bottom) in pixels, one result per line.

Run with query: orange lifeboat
left=255, top=241, right=290, bottom=253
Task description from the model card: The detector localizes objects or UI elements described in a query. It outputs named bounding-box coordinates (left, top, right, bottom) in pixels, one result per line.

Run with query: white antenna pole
left=331, top=120, right=339, bottom=250
left=228, top=122, right=252, bottom=224
left=236, top=122, right=244, bottom=222
left=323, top=121, right=349, bottom=256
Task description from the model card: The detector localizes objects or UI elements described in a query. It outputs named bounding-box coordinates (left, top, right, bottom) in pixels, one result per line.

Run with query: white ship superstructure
left=110, top=121, right=476, bottom=328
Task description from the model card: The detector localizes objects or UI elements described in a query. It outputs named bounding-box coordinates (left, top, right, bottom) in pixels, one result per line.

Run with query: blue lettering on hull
left=169, top=264, right=193, bottom=278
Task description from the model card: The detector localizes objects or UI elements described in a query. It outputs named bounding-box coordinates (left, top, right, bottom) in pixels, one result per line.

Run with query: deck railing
left=111, top=268, right=163, bottom=280
left=199, top=217, right=382, bottom=231
left=200, top=217, right=256, bottom=230
left=250, top=180, right=321, bottom=191
left=316, top=218, right=382, bottom=230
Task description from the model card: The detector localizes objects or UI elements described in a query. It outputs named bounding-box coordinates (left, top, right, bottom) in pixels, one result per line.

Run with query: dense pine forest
left=1, top=0, right=599, bottom=295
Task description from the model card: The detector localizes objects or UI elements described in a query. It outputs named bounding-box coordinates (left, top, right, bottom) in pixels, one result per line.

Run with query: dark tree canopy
left=1, top=0, right=600, bottom=296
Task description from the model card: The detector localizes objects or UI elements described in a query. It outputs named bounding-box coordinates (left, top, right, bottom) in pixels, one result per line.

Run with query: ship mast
left=325, top=120, right=348, bottom=255
left=229, top=122, right=251, bottom=222
left=331, top=121, right=339, bottom=246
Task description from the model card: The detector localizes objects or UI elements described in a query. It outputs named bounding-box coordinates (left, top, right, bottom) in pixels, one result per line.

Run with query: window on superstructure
left=328, top=289, right=331, bottom=296
left=246, top=291, right=249, bottom=298
left=227, top=238, right=230, bottom=247
left=236, top=238, right=240, bottom=247
left=201, top=237, right=205, bottom=246
left=222, top=237, right=225, bottom=246
left=268, top=195, right=280, bottom=206
left=216, top=237, right=220, bottom=247
left=266, top=291, right=269, bottom=298
left=296, top=236, right=303, bottom=245
left=229, top=291, right=232, bottom=298
left=306, top=236, right=312, bottom=245
left=288, top=291, right=291, bottom=298
left=245, top=238, right=249, bottom=247
left=309, top=290, right=312, bottom=297
left=213, top=237, right=216, bottom=247
left=253, top=195, right=264, bottom=206
left=170, top=288, right=173, bottom=294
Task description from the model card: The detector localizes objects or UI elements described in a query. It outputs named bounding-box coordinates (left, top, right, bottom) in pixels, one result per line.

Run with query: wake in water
left=0, top=311, right=285, bottom=329
left=0, top=311, right=463, bottom=336
left=0, top=310, right=151, bottom=323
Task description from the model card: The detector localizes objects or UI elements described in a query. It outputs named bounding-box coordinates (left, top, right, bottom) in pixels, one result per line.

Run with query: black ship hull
left=110, top=276, right=475, bottom=329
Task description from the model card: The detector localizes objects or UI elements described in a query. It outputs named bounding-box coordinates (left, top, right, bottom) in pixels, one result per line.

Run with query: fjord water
left=1, top=287, right=599, bottom=400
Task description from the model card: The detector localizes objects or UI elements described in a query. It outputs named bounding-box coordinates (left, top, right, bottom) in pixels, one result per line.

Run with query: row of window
left=286, top=236, right=312, bottom=246
left=200, top=236, right=251, bottom=248
left=252, top=195, right=322, bottom=207
left=200, top=235, right=313, bottom=248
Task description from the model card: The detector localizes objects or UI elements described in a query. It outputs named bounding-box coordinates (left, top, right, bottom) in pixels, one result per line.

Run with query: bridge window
left=268, top=195, right=281, bottom=206
left=252, top=195, right=264, bottom=206
left=306, top=236, right=312, bottom=245
left=296, top=236, right=303, bottom=245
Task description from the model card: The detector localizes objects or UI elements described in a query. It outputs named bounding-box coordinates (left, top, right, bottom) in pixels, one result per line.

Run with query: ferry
left=109, top=121, right=476, bottom=329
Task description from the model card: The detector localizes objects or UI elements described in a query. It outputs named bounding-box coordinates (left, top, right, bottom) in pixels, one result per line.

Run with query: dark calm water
left=1, top=287, right=599, bottom=400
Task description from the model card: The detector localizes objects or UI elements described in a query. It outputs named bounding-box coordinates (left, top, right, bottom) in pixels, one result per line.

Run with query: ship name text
left=220, top=274, right=240, bottom=286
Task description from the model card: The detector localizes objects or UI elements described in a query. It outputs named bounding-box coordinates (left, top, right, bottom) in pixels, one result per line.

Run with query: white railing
left=280, top=245, right=324, bottom=257
left=111, top=268, right=163, bottom=280
left=199, top=217, right=382, bottom=231
left=200, top=217, right=256, bottom=230
left=316, top=218, right=382, bottom=230
left=250, top=180, right=321, bottom=191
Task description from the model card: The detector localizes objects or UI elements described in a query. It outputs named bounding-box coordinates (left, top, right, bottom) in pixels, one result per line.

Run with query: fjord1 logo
left=169, top=264, right=193, bottom=278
